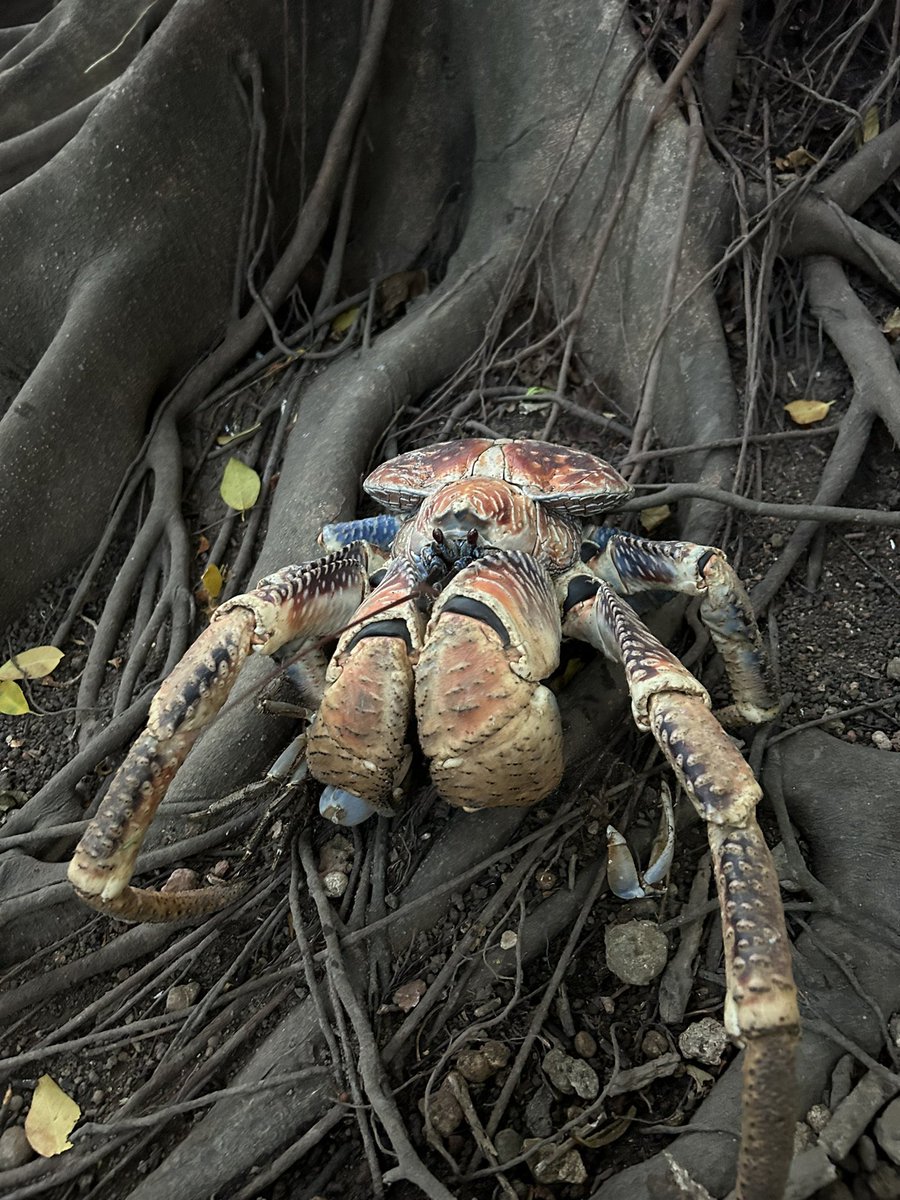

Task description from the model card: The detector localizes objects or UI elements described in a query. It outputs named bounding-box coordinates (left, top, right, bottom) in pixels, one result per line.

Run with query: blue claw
left=318, top=785, right=378, bottom=826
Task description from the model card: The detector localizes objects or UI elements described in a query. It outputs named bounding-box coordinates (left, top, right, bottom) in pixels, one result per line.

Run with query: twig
left=298, top=832, right=456, bottom=1200
left=621, top=483, right=900, bottom=526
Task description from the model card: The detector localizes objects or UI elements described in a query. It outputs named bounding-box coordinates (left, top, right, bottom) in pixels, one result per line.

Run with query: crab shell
left=364, top=437, right=635, bottom=518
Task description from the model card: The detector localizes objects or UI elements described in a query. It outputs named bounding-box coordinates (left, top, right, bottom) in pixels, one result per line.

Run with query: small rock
left=321, top=870, right=349, bottom=898
left=523, top=1139, right=588, bottom=1185
left=7, top=1093, right=24, bottom=1114
left=641, top=1030, right=670, bottom=1060
left=524, top=1085, right=554, bottom=1138
left=678, top=1018, right=729, bottom=1066
left=535, top=868, right=556, bottom=892
left=419, top=1084, right=463, bottom=1138
left=574, top=1030, right=597, bottom=1059
left=806, top=1102, right=831, bottom=1134
left=770, top=532, right=785, bottom=549
left=872, top=730, right=893, bottom=751
left=875, top=1097, right=900, bottom=1166
left=319, top=835, right=353, bottom=875
left=542, top=1046, right=599, bottom=1100
left=0, top=1125, right=34, bottom=1169
left=605, top=920, right=668, bottom=986
left=91, top=1089, right=104, bottom=1106
left=494, top=1128, right=523, bottom=1164
left=886, top=658, right=900, bottom=683
left=161, top=868, right=200, bottom=893
left=455, top=1049, right=495, bottom=1084
left=165, top=981, right=201, bottom=1012
left=499, top=930, right=518, bottom=950
left=482, top=1040, right=511, bottom=1071
left=829, top=1054, right=856, bottom=1109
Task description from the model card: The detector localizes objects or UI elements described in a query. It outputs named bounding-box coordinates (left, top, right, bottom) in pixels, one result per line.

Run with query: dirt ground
left=2, top=327, right=899, bottom=1200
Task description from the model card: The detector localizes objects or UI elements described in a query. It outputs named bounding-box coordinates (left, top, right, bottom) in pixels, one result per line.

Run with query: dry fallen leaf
left=0, top=645, right=64, bottom=681
left=220, top=458, right=261, bottom=512
left=784, top=399, right=833, bottom=425
left=640, top=504, right=671, bottom=533
left=774, top=145, right=816, bottom=172
left=24, top=1075, right=80, bottom=1157
left=393, top=979, right=427, bottom=1012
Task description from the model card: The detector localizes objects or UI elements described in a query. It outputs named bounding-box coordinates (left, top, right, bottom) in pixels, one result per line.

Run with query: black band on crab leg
left=68, top=543, right=378, bottom=922
left=581, top=530, right=777, bottom=725
left=564, top=580, right=799, bottom=1200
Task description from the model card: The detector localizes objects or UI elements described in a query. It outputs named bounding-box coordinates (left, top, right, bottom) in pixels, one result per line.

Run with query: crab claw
left=606, top=784, right=675, bottom=900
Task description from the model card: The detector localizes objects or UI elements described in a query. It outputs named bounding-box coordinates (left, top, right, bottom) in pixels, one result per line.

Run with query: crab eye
left=432, top=527, right=445, bottom=544
left=467, top=528, right=479, bottom=546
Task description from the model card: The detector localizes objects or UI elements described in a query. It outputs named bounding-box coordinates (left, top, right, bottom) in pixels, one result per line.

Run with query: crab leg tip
left=606, top=825, right=648, bottom=900
left=319, top=785, right=377, bottom=826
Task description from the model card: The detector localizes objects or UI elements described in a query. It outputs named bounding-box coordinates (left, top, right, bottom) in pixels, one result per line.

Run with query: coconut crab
left=68, top=437, right=798, bottom=1199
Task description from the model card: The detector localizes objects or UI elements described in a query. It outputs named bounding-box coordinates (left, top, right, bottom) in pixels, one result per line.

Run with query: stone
left=419, top=1084, right=463, bottom=1138
left=161, top=868, right=200, bottom=893
left=806, top=1102, right=831, bottom=1134
left=678, top=1017, right=728, bottom=1066
left=542, top=1046, right=599, bottom=1100
left=321, top=870, right=349, bottom=898
left=574, top=1030, right=597, bottom=1058
left=641, top=1029, right=669, bottom=1060
left=524, top=1085, right=554, bottom=1138
left=0, top=1125, right=33, bottom=1169
left=494, top=1128, right=523, bottom=1164
left=604, top=920, right=668, bottom=985
left=319, top=835, right=353, bottom=874
left=523, top=1139, right=588, bottom=1184
left=872, top=730, right=893, bottom=751
left=886, top=657, right=900, bottom=683
left=875, top=1097, right=900, bottom=1166
left=165, top=981, right=201, bottom=1012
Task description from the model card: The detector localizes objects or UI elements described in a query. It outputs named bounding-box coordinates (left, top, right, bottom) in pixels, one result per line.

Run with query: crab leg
left=68, top=543, right=378, bottom=922
left=564, top=579, right=799, bottom=1200
left=581, top=529, right=777, bottom=725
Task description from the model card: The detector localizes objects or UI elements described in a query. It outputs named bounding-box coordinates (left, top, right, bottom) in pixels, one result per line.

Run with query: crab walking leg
left=564, top=581, right=799, bottom=1200
left=582, top=529, right=777, bottom=724
left=68, top=544, right=378, bottom=922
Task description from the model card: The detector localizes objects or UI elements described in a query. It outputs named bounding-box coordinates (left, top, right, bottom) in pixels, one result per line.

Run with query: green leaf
left=0, top=646, right=64, bottom=681
left=0, top=681, right=30, bottom=715
left=220, top=458, right=261, bottom=512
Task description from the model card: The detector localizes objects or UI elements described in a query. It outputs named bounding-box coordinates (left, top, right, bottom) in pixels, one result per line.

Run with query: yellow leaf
left=784, top=399, right=833, bottom=425
left=24, top=1075, right=80, bottom=1157
left=201, top=563, right=223, bottom=600
left=331, top=305, right=360, bottom=336
left=883, top=309, right=900, bottom=341
left=640, top=504, right=671, bottom=532
left=0, top=646, right=64, bottom=681
left=0, top=681, right=30, bottom=715
left=862, top=106, right=880, bottom=143
left=220, top=458, right=261, bottom=512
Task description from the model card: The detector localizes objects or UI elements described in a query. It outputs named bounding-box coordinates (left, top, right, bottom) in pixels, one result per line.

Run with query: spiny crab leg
left=581, top=529, right=777, bottom=726
left=68, top=544, right=376, bottom=923
left=606, top=782, right=675, bottom=900
left=564, top=580, right=799, bottom=1200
